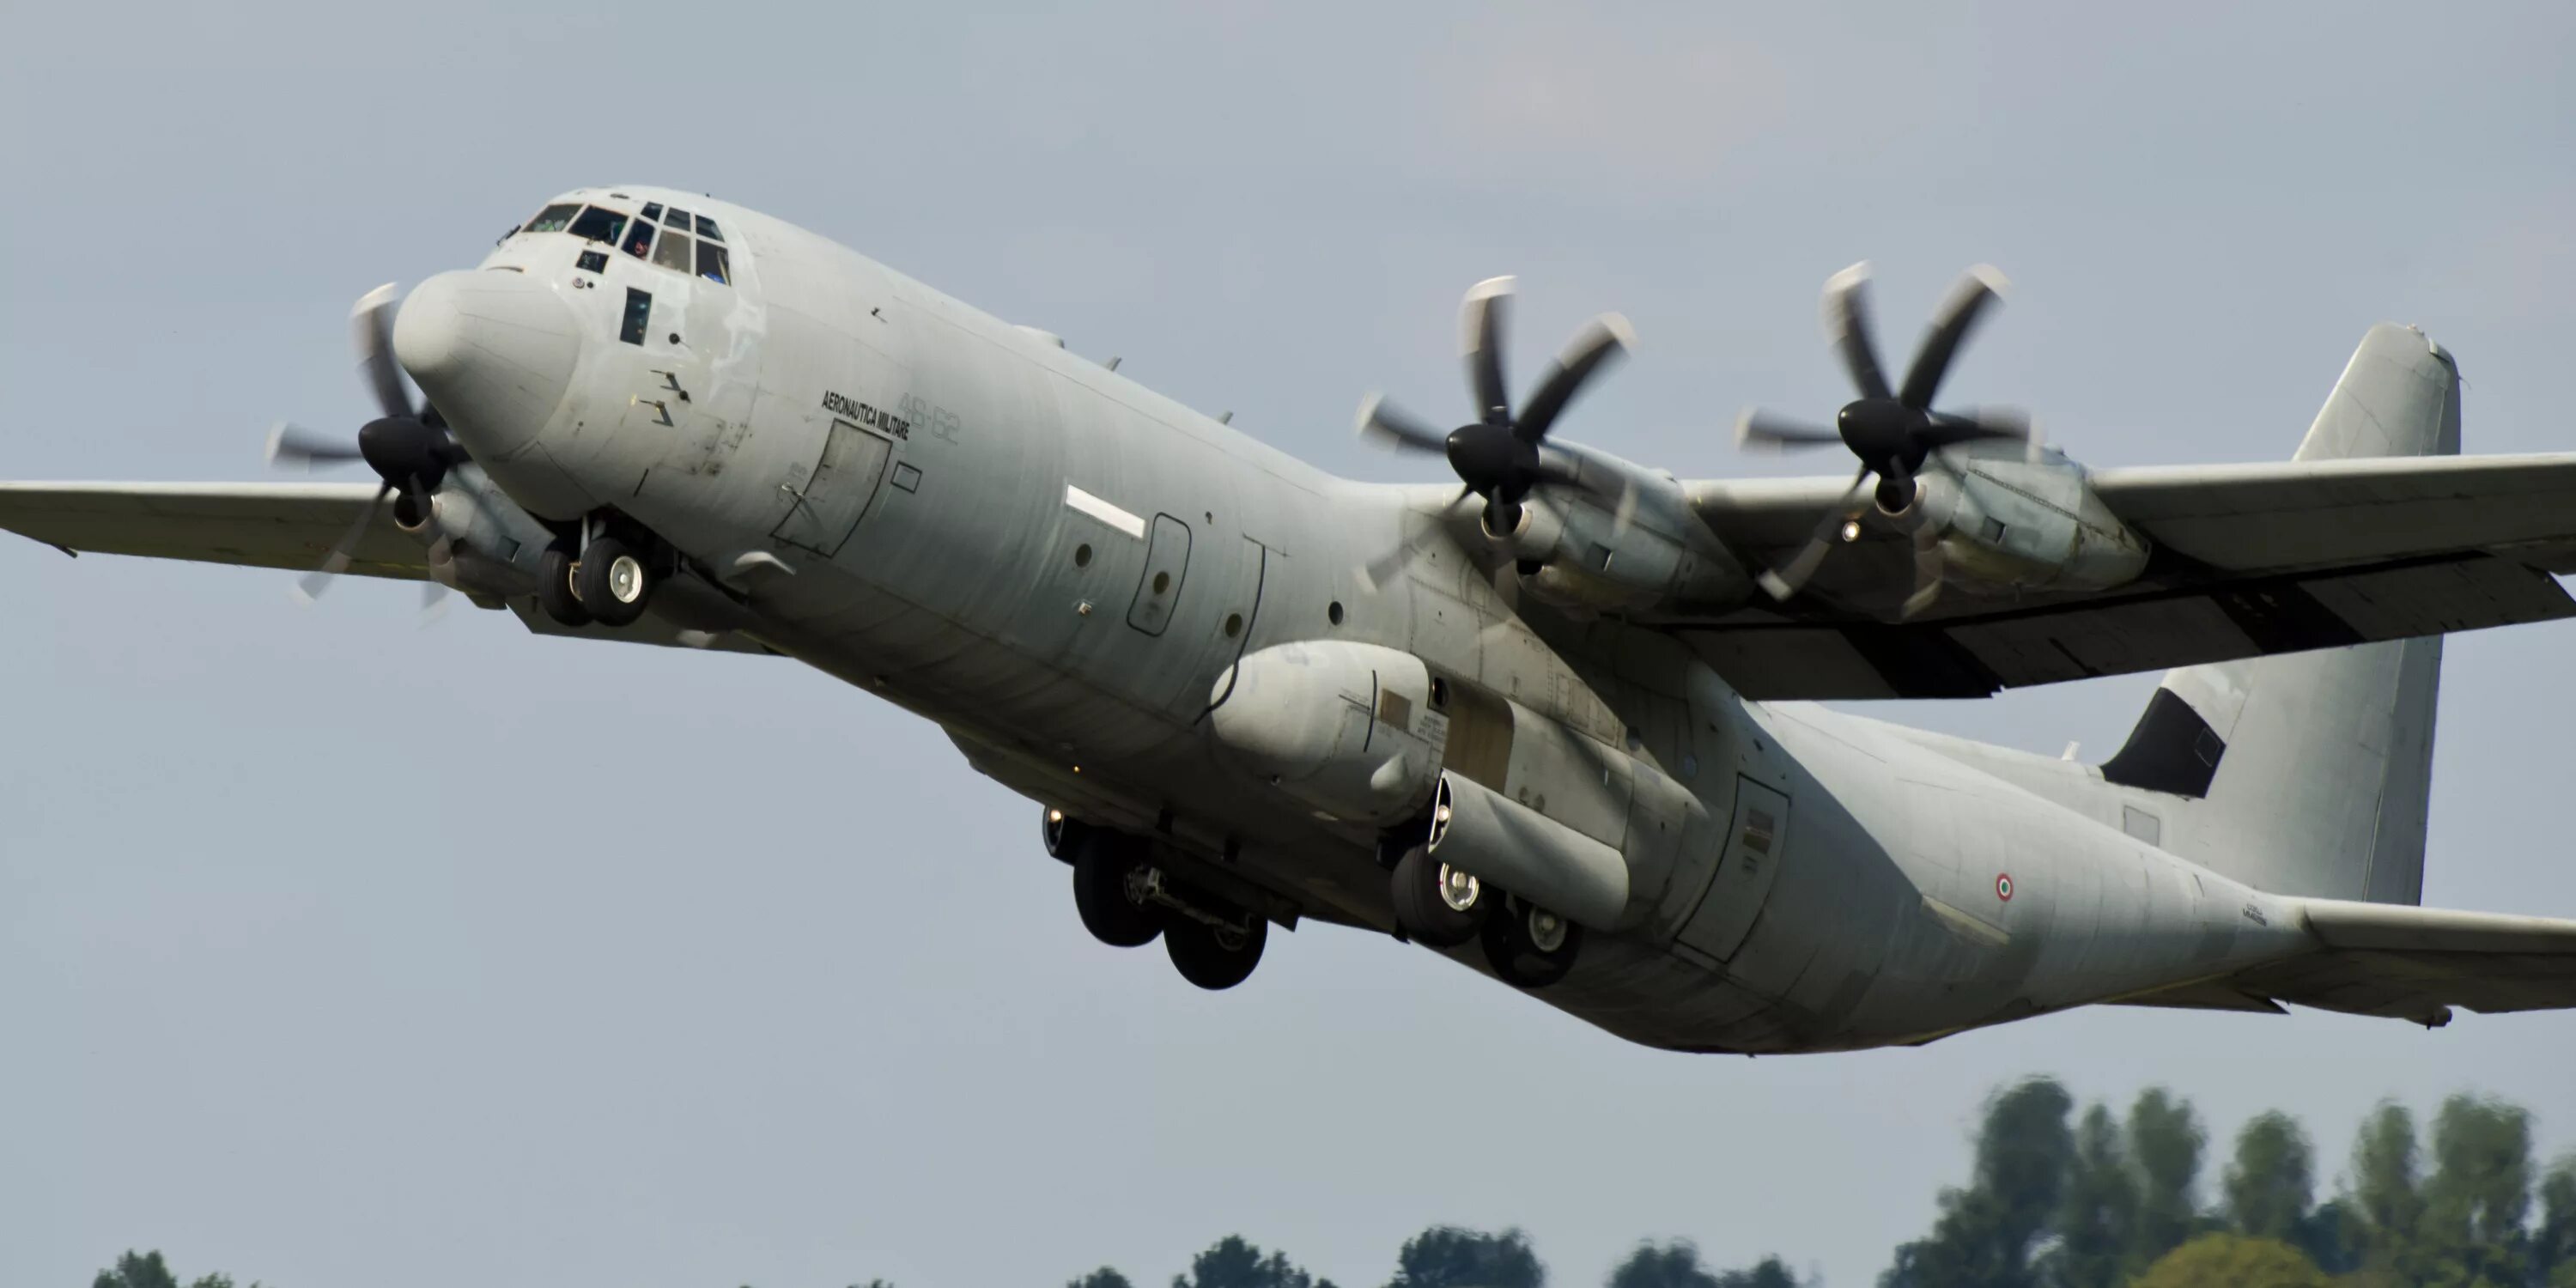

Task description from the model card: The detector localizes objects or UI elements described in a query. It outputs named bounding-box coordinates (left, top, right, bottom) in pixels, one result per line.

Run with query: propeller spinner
left=1735, top=262, right=2035, bottom=615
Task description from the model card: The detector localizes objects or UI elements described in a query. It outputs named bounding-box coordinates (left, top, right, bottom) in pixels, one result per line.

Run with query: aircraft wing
left=0, top=480, right=775, bottom=658
left=1679, top=453, right=2576, bottom=699
left=2121, top=900, right=2576, bottom=1025
left=0, top=480, right=429, bottom=579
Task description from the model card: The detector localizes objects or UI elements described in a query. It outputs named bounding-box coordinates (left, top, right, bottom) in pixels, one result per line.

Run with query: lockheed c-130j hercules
left=9, top=184, right=2576, bottom=1053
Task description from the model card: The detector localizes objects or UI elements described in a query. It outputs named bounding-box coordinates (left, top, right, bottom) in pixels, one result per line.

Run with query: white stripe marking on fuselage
left=1064, top=483, right=1146, bottom=539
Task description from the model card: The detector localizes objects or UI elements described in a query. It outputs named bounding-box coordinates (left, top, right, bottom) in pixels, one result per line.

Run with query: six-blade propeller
left=267, top=283, right=467, bottom=605
left=1357, top=276, right=1636, bottom=538
left=1734, top=262, right=2034, bottom=614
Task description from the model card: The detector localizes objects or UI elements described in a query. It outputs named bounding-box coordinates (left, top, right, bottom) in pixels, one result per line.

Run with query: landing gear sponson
left=1042, top=809, right=1268, bottom=991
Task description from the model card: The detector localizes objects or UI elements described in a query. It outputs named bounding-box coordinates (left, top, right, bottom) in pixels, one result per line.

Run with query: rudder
left=2099, top=324, right=2460, bottom=904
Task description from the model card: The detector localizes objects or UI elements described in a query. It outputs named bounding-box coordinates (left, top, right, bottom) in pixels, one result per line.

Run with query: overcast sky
left=4, top=4, right=2573, bottom=1286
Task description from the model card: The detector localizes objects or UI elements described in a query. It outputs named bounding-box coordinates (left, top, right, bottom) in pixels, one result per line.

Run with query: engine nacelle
left=1901, top=449, right=2148, bottom=597
left=406, top=462, right=559, bottom=602
left=1490, top=447, right=1753, bottom=613
left=1206, top=641, right=1448, bottom=827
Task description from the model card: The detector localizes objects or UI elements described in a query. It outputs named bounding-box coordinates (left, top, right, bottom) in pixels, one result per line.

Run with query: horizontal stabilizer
left=2123, top=900, right=2576, bottom=1025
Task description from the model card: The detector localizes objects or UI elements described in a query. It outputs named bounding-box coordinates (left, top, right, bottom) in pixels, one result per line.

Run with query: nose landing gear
left=536, top=519, right=662, bottom=629
left=577, top=535, right=654, bottom=627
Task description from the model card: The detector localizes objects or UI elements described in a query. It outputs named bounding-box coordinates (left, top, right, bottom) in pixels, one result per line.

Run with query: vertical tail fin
left=2099, top=324, right=2460, bottom=903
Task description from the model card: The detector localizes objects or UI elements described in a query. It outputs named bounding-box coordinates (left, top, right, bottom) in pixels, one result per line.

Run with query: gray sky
left=4, top=3, right=2572, bottom=1286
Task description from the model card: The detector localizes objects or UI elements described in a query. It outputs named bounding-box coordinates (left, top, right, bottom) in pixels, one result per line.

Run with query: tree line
left=90, top=1078, right=2576, bottom=1288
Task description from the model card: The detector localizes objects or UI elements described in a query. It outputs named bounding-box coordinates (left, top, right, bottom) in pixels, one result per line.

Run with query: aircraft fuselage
left=401, top=185, right=2315, bottom=1053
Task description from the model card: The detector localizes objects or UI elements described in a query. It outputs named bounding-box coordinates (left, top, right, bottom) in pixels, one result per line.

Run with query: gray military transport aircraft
left=9, top=184, right=2576, bottom=1053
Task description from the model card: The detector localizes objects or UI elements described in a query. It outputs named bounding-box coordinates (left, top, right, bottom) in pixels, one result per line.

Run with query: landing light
left=1840, top=519, right=1862, bottom=543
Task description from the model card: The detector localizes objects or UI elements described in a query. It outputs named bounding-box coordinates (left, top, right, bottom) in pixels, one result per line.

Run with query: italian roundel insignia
left=1996, top=873, right=2015, bottom=902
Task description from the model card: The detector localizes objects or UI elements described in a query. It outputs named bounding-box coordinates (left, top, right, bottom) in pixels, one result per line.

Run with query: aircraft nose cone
left=393, top=270, right=582, bottom=460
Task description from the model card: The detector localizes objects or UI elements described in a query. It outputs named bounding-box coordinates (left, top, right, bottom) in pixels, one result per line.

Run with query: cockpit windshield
left=517, top=197, right=732, bottom=286
left=566, top=206, right=629, bottom=245
left=525, top=203, right=580, bottom=234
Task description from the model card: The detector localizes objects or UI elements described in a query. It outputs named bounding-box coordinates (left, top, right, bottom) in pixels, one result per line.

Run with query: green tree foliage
left=1175, top=1235, right=1334, bottom=1288
left=1384, top=1225, right=1543, bottom=1288
left=2537, top=1158, right=2576, bottom=1288
left=2128, top=1233, right=2327, bottom=1288
left=2126, top=1087, right=2208, bottom=1271
left=1711, top=1256, right=1799, bottom=1288
left=2043, top=1102, right=2137, bottom=1288
left=1610, top=1243, right=1801, bottom=1288
left=2294, top=1196, right=2368, bottom=1276
left=1072, top=1269, right=1139, bottom=1288
left=95, top=1252, right=180, bottom=1288
left=2224, top=1111, right=2317, bottom=1243
left=93, top=1250, right=249, bottom=1288
left=2352, top=1100, right=2427, bottom=1277
left=1608, top=1241, right=1722, bottom=1288
left=2417, top=1095, right=2536, bottom=1288
left=1879, top=1077, right=2075, bottom=1288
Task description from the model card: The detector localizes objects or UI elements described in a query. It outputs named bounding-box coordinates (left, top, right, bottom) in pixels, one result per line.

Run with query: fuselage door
left=772, top=418, right=894, bottom=557
left=1675, top=777, right=1792, bottom=962
left=1127, top=513, right=1191, bottom=635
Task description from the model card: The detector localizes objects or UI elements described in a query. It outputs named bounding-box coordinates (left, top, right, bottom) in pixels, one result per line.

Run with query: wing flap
left=0, top=481, right=427, bottom=580
left=1678, top=552, right=2573, bottom=699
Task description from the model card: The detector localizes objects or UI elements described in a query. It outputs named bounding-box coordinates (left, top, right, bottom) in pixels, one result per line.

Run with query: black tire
left=1071, top=836, right=1163, bottom=948
left=1389, top=844, right=1485, bottom=948
left=576, top=535, right=653, bottom=627
left=1479, top=897, right=1582, bottom=990
left=1165, top=912, right=1266, bottom=990
left=538, top=544, right=590, bottom=626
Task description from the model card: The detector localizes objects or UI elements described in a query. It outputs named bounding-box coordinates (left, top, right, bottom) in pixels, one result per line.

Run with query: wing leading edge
left=0, top=480, right=775, bottom=659
left=0, top=481, right=428, bottom=580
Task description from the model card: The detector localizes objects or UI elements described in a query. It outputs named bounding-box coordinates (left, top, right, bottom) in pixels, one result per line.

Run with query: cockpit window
left=525, top=204, right=580, bottom=234
left=620, top=219, right=655, bottom=259
left=652, top=229, right=691, bottom=272
left=696, top=240, right=731, bottom=285
left=662, top=206, right=692, bottom=228
left=641, top=202, right=665, bottom=222
left=567, top=205, right=629, bottom=245
left=694, top=215, right=723, bottom=242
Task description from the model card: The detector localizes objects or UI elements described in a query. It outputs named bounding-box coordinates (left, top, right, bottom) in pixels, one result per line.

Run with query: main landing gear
left=1044, top=810, right=1269, bottom=991
left=538, top=518, right=661, bottom=629
left=1383, top=835, right=1582, bottom=990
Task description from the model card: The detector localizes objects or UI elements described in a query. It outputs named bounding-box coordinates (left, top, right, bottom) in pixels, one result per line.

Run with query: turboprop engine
left=1889, top=445, right=2148, bottom=602
left=265, top=283, right=558, bottom=611
left=1738, top=261, right=2150, bottom=617
left=1206, top=641, right=1449, bottom=827
left=1480, top=442, right=1753, bottom=613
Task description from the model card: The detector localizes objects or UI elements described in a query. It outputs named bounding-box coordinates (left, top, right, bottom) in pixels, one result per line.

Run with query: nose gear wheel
left=574, top=535, right=655, bottom=627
